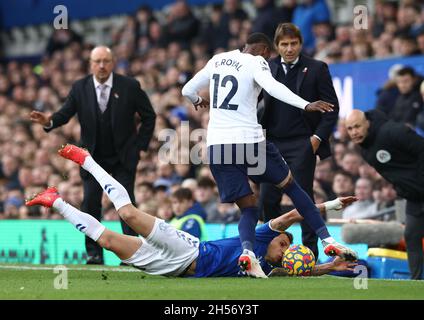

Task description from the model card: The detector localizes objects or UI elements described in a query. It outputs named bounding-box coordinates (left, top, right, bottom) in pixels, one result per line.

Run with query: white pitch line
left=0, top=265, right=141, bottom=273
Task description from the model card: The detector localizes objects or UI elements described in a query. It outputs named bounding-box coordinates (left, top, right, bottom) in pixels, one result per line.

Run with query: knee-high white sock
left=82, top=156, right=132, bottom=211
left=53, top=198, right=106, bottom=241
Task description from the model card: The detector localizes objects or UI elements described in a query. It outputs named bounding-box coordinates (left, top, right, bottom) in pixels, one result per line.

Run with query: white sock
left=322, top=237, right=336, bottom=244
left=243, top=249, right=256, bottom=258
left=53, top=198, right=106, bottom=241
left=82, top=156, right=132, bottom=211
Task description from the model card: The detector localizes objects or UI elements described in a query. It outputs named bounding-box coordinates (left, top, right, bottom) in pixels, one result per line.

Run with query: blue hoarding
left=329, top=55, right=424, bottom=117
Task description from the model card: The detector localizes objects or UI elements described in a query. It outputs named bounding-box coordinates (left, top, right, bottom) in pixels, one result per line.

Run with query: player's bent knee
left=276, top=172, right=293, bottom=189
left=97, top=233, right=113, bottom=251
left=118, top=204, right=138, bottom=222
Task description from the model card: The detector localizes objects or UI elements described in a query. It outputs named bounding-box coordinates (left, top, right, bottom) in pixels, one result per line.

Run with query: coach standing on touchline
left=346, top=109, right=424, bottom=280
left=30, top=46, right=156, bottom=265
left=259, top=23, right=339, bottom=260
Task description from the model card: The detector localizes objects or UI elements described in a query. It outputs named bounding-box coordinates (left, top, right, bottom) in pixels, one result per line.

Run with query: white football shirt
left=182, top=50, right=310, bottom=146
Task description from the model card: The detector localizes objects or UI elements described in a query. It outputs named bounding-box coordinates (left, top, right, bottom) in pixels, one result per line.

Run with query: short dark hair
left=197, top=176, right=215, bottom=189
left=334, top=169, right=354, bottom=182
left=282, top=231, right=293, bottom=244
left=397, top=66, right=416, bottom=78
left=246, top=32, right=273, bottom=50
left=172, top=187, right=193, bottom=201
left=274, top=23, right=303, bottom=46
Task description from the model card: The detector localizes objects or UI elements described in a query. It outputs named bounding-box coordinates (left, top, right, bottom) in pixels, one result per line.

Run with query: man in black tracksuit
left=346, top=109, right=424, bottom=280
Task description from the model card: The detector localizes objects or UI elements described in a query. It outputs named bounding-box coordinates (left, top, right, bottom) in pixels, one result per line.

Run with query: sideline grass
left=0, top=264, right=423, bottom=300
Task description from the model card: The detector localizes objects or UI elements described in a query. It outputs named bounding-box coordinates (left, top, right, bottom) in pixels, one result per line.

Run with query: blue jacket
left=174, top=202, right=207, bottom=239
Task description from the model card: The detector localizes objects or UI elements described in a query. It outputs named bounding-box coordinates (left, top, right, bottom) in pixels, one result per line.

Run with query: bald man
left=346, top=109, right=424, bottom=280
left=30, top=46, right=156, bottom=264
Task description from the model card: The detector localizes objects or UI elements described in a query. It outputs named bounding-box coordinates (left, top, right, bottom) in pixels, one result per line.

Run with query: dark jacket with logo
left=260, top=54, right=339, bottom=160
left=359, top=110, right=424, bottom=201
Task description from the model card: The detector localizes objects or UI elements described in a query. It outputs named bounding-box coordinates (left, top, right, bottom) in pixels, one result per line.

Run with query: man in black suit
left=30, top=46, right=156, bottom=264
left=259, top=23, right=339, bottom=259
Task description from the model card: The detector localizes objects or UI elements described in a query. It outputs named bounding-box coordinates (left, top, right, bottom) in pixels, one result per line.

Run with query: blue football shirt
left=193, top=222, right=280, bottom=277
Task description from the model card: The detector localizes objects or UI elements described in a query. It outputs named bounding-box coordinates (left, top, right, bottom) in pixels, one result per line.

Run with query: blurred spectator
left=252, top=0, right=293, bottom=39
left=0, top=154, right=21, bottom=191
left=153, top=178, right=172, bottom=203
left=135, top=5, right=157, bottom=41
left=45, top=29, right=83, bottom=56
left=157, top=198, right=174, bottom=222
left=331, top=141, right=348, bottom=169
left=314, top=159, right=335, bottom=199
left=170, top=187, right=207, bottom=240
left=163, top=0, right=200, bottom=49
left=373, top=180, right=397, bottom=221
left=342, top=177, right=377, bottom=220
left=390, top=66, right=423, bottom=127
left=372, top=1, right=398, bottom=38
left=194, top=176, right=218, bottom=222
left=292, top=0, right=331, bottom=55
left=341, top=150, right=363, bottom=181
left=332, top=170, right=355, bottom=198
left=135, top=182, right=155, bottom=205
left=375, top=64, right=402, bottom=115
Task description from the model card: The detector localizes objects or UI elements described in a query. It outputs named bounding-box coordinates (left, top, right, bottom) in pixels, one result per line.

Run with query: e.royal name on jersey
left=214, top=58, right=243, bottom=72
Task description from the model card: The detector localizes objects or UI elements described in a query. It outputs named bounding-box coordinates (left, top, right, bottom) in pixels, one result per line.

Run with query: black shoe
left=86, top=255, right=104, bottom=265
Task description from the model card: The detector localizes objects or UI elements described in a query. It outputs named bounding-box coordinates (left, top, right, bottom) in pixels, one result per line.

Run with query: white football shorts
left=122, top=218, right=200, bottom=276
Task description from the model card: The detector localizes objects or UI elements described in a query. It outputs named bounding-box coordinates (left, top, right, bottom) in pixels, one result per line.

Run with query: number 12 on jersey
left=212, top=74, right=239, bottom=110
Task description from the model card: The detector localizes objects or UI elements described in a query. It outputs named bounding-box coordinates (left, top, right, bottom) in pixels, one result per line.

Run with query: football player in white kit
left=182, top=33, right=357, bottom=278
left=26, top=144, right=358, bottom=278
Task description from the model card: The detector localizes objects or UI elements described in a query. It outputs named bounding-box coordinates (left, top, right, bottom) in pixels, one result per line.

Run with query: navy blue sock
left=238, top=206, right=259, bottom=252
left=283, top=180, right=330, bottom=240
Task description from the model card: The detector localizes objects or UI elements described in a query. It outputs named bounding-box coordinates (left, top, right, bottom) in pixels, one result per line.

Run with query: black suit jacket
left=260, top=54, right=339, bottom=159
left=46, top=73, right=156, bottom=171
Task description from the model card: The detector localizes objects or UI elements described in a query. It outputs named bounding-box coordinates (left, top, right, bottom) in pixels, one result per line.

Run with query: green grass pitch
left=0, top=264, right=423, bottom=300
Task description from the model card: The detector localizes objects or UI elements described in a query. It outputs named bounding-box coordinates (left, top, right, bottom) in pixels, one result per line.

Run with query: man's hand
left=29, top=111, right=52, bottom=127
left=331, top=256, right=358, bottom=272
left=339, top=196, right=358, bottom=208
left=193, top=97, right=209, bottom=111
left=310, top=136, right=320, bottom=154
left=324, top=196, right=357, bottom=215
left=305, top=101, right=334, bottom=113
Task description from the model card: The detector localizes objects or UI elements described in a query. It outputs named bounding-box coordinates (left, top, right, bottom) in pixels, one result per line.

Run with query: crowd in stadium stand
left=1, top=0, right=424, bottom=224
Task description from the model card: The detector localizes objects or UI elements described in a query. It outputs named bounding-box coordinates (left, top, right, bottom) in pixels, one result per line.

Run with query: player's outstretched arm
left=269, top=196, right=357, bottom=232
left=310, top=257, right=358, bottom=276
left=268, top=257, right=358, bottom=277
left=252, top=60, right=333, bottom=113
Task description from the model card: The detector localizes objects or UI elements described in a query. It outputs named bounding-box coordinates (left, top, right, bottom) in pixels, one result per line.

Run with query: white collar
left=93, top=73, right=113, bottom=88
left=281, top=56, right=299, bottom=66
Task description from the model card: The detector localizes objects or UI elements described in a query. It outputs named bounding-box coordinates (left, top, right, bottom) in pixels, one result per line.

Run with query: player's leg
left=208, top=143, right=267, bottom=278
left=259, top=141, right=357, bottom=261
left=25, top=187, right=142, bottom=261
left=97, top=229, right=142, bottom=260
left=234, top=193, right=267, bottom=278
left=58, top=144, right=157, bottom=238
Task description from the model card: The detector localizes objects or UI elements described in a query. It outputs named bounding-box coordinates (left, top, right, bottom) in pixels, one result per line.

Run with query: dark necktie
left=282, top=62, right=294, bottom=74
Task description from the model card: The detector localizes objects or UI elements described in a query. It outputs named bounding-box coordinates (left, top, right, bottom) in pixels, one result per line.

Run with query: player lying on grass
left=26, top=144, right=357, bottom=278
